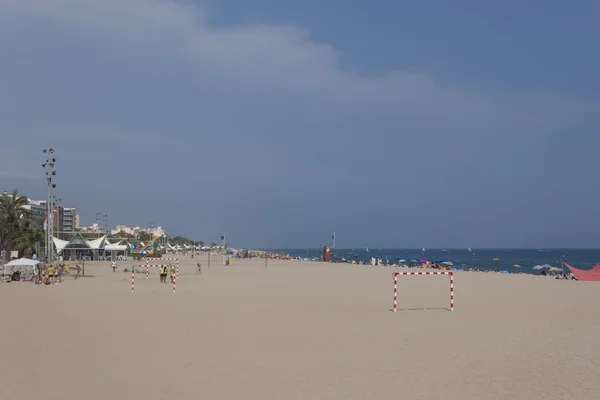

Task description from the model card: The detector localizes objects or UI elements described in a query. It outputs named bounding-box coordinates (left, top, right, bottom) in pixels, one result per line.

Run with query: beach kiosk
left=323, top=246, right=331, bottom=262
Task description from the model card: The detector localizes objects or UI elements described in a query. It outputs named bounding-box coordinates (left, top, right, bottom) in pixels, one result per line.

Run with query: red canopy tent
left=563, top=262, right=600, bottom=281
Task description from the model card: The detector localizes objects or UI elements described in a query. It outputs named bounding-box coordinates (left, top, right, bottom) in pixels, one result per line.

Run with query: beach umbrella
left=397, top=259, right=406, bottom=263
left=513, top=264, right=521, bottom=273
left=441, top=261, right=454, bottom=266
left=532, top=265, right=545, bottom=270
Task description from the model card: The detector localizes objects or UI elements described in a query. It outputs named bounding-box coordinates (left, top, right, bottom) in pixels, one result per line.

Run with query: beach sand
left=1, top=255, right=599, bottom=399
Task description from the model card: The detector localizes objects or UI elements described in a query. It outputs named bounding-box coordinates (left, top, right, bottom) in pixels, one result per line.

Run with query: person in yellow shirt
left=170, top=265, right=176, bottom=283
left=159, top=266, right=166, bottom=283
left=47, top=265, right=55, bottom=284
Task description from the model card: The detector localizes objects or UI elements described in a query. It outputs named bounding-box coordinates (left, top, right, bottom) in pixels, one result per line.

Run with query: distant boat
left=468, top=247, right=472, bottom=252
left=422, top=248, right=425, bottom=252
left=366, top=247, right=369, bottom=252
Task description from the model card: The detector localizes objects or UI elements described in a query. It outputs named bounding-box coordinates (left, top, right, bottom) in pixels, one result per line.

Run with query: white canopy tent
left=104, top=240, right=128, bottom=261
left=3, top=258, right=40, bottom=281
left=104, top=243, right=128, bottom=251
left=6, top=258, right=39, bottom=267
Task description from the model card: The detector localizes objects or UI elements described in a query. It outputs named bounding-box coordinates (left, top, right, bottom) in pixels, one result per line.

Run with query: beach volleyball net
left=392, top=271, right=454, bottom=312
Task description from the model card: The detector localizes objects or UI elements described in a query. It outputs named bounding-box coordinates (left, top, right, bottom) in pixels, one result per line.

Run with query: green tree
left=137, top=231, right=152, bottom=242
left=0, top=189, right=29, bottom=260
left=14, top=215, right=44, bottom=257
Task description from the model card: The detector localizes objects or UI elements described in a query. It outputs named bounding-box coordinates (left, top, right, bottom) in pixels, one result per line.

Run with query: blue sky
left=1, top=0, right=599, bottom=248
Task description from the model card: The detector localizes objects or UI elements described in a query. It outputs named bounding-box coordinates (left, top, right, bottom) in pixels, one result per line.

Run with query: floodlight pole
left=43, top=147, right=56, bottom=262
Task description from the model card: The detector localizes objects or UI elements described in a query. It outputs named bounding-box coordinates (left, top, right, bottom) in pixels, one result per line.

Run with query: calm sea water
left=264, top=248, right=600, bottom=274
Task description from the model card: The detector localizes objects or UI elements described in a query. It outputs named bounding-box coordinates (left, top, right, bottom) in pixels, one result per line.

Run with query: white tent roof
left=53, top=237, right=70, bottom=254
left=86, top=235, right=107, bottom=250
left=52, top=234, right=107, bottom=253
left=105, top=244, right=127, bottom=251
left=6, top=257, right=39, bottom=266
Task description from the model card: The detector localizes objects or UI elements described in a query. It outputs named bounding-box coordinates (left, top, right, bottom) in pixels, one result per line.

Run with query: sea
left=264, top=248, right=600, bottom=274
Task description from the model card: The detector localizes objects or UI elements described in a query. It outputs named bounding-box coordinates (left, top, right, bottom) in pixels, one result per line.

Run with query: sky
left=1, top=0, right=599, bottom=248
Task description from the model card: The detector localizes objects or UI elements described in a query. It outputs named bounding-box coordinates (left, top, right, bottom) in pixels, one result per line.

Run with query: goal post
left=131, top=257, right=179, bottom=293
left=143, top=257, right=179, bottom=279
left=393, top=271, right=454, bottom=312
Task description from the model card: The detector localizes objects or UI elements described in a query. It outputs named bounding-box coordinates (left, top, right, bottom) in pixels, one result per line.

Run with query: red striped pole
left=449, top=272, right=454, bottom=311
left=145, top=264, right=149, bottom=279
left=176, top=260, right=179, bottom=280
left=173, top=275, right=176, bottom=293
left=393, top=273, right=397, bottom=312
left=131, top=270, right=135, bottom=293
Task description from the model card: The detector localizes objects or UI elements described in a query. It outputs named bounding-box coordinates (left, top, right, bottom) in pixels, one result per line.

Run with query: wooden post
left=208, top=253, right=211, bottom=269
left=82, top=258, right=85, bottom=277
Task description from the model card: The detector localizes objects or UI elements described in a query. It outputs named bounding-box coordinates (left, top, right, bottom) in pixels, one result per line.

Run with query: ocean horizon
left=261, top=248, right=600, bottom=274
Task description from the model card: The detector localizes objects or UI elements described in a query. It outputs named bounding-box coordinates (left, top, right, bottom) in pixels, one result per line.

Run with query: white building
left=23, top=199, right=47, bottom=226
left=79, top=223, right=103, bottom=233
left=62, top=207, right=79, bottom=232
left=111, top=225, right=165, bottom=238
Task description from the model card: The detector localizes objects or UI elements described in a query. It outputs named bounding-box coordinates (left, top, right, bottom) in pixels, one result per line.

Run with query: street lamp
left=42, top=147, right=56, bottom=262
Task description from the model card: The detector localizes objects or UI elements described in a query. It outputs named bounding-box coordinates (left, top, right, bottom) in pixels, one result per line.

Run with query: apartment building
left=62, top=208, right=78, bottom=232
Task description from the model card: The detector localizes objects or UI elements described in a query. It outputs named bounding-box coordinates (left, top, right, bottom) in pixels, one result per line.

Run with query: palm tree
left=0, top=189, right=30, bottom=260
left=14, top=216, right=44, bottom=258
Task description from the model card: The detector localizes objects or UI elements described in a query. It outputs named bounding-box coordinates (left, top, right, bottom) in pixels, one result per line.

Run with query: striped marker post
left=450, top=272, right=454, bottom=311
left=131, top=270, right=135, bottom=293
left=392, top=271, right=454, bottom=312
left=393, top=274, right=397, bottom=311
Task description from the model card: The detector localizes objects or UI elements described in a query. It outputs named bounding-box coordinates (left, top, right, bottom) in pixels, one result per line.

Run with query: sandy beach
left=1, top=255, right=599, bottom=399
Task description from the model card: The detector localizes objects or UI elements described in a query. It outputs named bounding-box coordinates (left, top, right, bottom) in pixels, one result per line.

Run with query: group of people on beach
left=34, top=262, right=81, bottom=285
left=158, top=264, right=176, bottom=283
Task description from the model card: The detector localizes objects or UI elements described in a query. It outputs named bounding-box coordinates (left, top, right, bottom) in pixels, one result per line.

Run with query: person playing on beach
left=111, top=260, right=117, bottom=273
left=73, top=264, right=81, bottom=279
left=161, top=265, right=167, bottom=283
left=47, top=265, right=55, bottom=284
left=170, top=264, right=176, bottom=283
left=196, top=262, right=201, bottom=275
